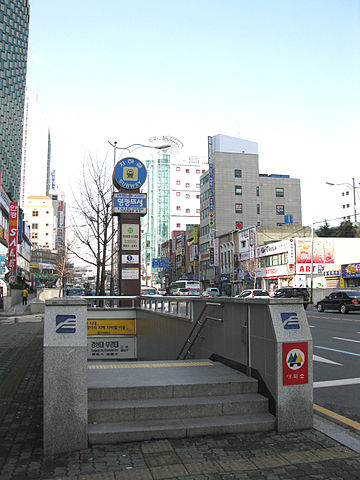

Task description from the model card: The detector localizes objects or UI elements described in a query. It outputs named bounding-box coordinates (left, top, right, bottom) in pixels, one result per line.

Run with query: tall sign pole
left=112, top=157, right=147, bottom=305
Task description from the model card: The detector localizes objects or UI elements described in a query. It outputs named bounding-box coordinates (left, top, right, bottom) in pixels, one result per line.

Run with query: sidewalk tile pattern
left=1, top=321, right=360, bottom=479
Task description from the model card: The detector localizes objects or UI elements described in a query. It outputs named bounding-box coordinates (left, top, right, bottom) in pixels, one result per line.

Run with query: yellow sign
left=87, top=319, right=135, bottom=335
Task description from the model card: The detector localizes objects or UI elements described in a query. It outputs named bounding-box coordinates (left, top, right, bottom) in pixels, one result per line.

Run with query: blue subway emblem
left=56, top=315, right=76, bottom=333
left=281, top=312, right=300, bottom=330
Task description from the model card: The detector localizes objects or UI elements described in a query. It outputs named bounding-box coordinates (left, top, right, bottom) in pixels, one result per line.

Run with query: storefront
left=341, top=263, right=360, bottom=288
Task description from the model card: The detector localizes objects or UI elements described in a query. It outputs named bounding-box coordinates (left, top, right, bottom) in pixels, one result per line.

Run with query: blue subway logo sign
left=56, top=315, right=76, bottom=334
left=281, top=312, right=300, bottom=330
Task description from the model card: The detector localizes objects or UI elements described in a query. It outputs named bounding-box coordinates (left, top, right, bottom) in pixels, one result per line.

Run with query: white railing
left=140, top=295, right=195, bottom=319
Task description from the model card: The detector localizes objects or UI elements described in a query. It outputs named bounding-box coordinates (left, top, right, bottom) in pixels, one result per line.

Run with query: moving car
left=316, top=290, right=360, bottom=314
left=202, top=287, right=220, bottom=297
left=273, top=287, right=310, bottom=309
left=157, top=288, right=167, bottom=296
left=66, top=287, right=83, bottom=296
left=141, top=286, right=157, bottom=296
left=235, top=289, right=270, bottom=299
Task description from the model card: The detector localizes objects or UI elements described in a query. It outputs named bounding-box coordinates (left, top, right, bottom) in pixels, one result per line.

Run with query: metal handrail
left=177, top=302, right=223, bottom=360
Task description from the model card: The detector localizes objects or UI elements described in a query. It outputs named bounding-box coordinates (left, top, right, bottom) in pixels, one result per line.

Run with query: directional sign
left=113, top=193, right=147, bottom=214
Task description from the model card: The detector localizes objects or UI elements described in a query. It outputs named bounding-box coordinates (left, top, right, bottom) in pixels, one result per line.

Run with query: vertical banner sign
left=282, top=342, right=308, bottom=386
left=8, top=202, right=19, bottom=276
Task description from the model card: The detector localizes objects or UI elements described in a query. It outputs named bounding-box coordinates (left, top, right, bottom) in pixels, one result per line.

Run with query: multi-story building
left=326, top=178, right=360, bottom=224
left=0, top=0, right=30, bottom=202
left=141, top=152, right=207, bottom=284
left=200, top=134, right=302, bottom=289
left=22, top=196, right=56, bottom=249
left=20, top=89, right=51, bottom=205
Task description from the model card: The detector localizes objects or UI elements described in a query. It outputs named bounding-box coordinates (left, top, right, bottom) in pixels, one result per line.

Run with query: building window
left=196, top=169, right=200, bottom=174
left=257, top=204, right=260, bottom=214
left=196, top=194, right=200, bottom=199
left=275, top=187, right=284, bottom=197
left=202, top=169, right=206, bottom=173
left=235, top=203, right=242, bottom=213
left=186, top=169, right=190, bottom=173
left=176, top=223, right=181, bottom=228
left=235, top=186, right=242, bottom=195
left=234, top=169, right=242, bottom=178
left=176, top=167, right=180, bottom=171
left=45, top=232, right=49, bottom=236
left=32, top=223, right=38, bottom=229
left=186, top=208, right=190, bottom=213
left=31, top=232, right=38, bottom=239
left=256, top=186, right=260, bottom=196
left=176, top=180, right=180, bottom=185
left=185, top=183, right=190, bottom=187
left=176, top=192, right=181, bottom=196
left=185, top=194, right=190, bottom=199
left=276, top=205, right=285, bottom=215
left=32, top=210, right=39, bottom=217
left=196, top=209, right=200, bottom=213
left=196, top=183, right=200, bottom=188
left=176, top=206, right=181, bottom=210
left=46, top=210, right=49, bottom=214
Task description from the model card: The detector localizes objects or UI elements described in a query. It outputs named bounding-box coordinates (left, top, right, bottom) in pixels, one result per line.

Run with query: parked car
left=157, top=288, right=167, bottom=296
left=202, top=287, right=220, bottom=297
left=316, top=290, right=360, bottom=314
left=273, top=287, right=310, bottom=309
left=235, top=289, right=270, bottom=299
left=66, top=287, right=83, bottom=297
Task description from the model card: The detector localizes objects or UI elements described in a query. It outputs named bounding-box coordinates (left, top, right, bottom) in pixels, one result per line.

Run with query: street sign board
left=113, top=193, right=147, bottom=214
left=113, top=157, right=147, bottom=190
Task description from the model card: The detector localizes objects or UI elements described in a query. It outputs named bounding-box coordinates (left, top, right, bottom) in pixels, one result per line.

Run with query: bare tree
left=55, top=241, right=74, bottom=297
left=69, top=155, right=116, bottom=295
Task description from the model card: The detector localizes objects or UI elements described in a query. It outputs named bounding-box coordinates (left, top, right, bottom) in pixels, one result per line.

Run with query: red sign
left=282, top=342, right=308, bottom=386
left=8, top=202, right=19, bottom=274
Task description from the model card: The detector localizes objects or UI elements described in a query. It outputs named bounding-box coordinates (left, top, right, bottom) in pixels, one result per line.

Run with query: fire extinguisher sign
left=282, top=342, right=308, bottom=386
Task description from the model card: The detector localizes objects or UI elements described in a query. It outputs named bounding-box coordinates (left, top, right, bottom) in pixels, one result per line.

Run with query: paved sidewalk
left=1, top=317, right=360, bottom=479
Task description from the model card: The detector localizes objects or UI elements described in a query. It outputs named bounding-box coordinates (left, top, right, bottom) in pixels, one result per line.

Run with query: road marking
left=314, top=404, right=360, bottom=431
left=313, top=354, right=342, bottom=366
left=315, top=346, right=360, bottom=357
left=309, top=325, right=315, bottom=328
left=314, top=377, right=360, bottom=388
left=332, top=337, right=360, bottom=344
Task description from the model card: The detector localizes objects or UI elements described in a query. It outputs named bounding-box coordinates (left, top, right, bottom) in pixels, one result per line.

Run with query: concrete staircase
left=87, top=360, right=275, bottom=444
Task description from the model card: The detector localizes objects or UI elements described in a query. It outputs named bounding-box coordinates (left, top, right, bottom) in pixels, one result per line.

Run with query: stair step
left=88, top=379, right=258, bottom=402
left=88, top=393, right=269, bottom=423
left=88, top=412, right=276, bottom=444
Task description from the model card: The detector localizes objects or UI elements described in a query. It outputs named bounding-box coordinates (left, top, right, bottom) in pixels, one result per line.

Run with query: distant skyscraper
left=20, top=89, right=51, bottom=205
left=0, top=0, right=30, bottom=201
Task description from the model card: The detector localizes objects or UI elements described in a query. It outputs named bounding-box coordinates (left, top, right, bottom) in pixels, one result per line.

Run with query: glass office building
left=0, top=0, right=30, bottom=201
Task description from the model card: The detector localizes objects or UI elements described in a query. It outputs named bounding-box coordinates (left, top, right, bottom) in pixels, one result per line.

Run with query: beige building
left=22, top=196, right=56, bottom=249
left=200, top=134, right=303, bottom=288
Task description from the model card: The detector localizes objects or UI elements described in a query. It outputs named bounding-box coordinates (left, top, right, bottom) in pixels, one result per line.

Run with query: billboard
left=296, top=238, right=334, bottom=264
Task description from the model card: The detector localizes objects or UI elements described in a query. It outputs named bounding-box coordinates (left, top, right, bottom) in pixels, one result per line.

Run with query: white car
left=235, top=289, right=270, bottom=299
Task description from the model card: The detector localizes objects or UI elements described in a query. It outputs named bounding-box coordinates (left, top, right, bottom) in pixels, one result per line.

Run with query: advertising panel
left=7, top=202, right=19, bottom=277
left=296, top=238, right=334, bottom=264
left=341, top=263, right=360, bottom=278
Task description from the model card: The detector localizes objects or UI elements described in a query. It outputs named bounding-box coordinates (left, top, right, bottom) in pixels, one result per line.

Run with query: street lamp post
left=108, top=141, right=171, bottom=298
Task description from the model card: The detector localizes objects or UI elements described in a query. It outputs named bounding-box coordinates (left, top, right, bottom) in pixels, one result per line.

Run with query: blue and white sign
left=281, top=312, right=300, bottom=330
left=113, top=157, right=147, bottom=190
left=56, top=314, right=76, bottom=334
left=113, top=193, right=147, bottom=214
left=122, top=254, right=139, bottom=264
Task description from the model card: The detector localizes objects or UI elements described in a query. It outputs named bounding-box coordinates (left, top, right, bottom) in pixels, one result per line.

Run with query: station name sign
left=113, top=193, right=147, bottom=215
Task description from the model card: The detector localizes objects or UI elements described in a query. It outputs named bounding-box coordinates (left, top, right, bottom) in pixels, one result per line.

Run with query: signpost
left=112, top=157, right=148, bottom=304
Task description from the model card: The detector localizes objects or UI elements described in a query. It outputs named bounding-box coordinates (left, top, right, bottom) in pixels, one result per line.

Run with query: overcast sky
left=26, top=0, right=360, bottom=226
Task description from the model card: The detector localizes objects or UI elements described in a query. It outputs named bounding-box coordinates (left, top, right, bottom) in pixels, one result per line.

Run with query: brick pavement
left=1, top=319, right=360, bottom=479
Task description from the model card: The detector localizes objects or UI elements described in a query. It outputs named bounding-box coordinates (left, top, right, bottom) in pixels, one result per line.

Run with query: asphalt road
left=307, top=306, right=360, bottom=424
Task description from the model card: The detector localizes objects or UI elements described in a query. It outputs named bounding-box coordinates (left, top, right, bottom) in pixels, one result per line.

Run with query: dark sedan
left=316, top=290, right=360, bottom=314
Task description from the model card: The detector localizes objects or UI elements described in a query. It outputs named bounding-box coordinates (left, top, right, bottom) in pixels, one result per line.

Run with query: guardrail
left=82, top=295, right=196, bottom=319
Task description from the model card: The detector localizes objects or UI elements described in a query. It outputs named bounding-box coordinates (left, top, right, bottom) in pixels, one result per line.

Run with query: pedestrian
left=22, top=287, right=28, bottom=305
